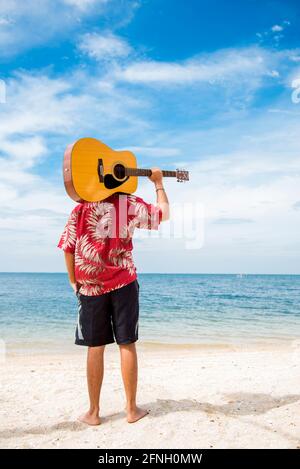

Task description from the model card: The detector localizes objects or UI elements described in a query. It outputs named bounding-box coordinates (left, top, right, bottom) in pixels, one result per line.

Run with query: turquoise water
left=0, top=273, right=299, bottom=352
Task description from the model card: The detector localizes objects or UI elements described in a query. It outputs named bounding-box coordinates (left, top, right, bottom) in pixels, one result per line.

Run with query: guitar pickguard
left=103, top=174, right=130, bottom=189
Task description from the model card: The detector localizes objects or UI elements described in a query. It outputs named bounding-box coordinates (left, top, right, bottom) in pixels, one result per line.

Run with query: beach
left=1, top=342, right=299, bottom=449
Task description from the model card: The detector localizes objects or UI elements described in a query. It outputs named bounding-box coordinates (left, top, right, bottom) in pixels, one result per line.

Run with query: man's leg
left=78, top=345, right=105, bottom=425
left=119, top=343, right=148, bottom=423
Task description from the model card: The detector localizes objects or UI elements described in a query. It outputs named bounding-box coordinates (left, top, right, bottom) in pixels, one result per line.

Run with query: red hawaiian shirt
left=57, top=193, right=162, bottom=296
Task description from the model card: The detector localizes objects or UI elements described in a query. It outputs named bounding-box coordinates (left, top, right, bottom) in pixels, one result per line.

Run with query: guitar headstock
left=176, top=168, right=189, bottom=182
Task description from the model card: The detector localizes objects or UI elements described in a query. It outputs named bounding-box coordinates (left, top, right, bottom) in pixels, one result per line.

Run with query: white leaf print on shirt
left=80, top=279, right=104, bottom=296
left=76, top=234, right=104, bottom=276
left=60, top=210, right=77, bottom=250
left=77, top=234, right=102, bottom=263
left=86, top=202, right=115, bottom=241
left=108, top=248, right=136, bottom=276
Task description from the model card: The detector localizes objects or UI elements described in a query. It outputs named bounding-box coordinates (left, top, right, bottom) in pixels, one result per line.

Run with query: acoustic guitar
left=63, top=137, right=189, bottom=202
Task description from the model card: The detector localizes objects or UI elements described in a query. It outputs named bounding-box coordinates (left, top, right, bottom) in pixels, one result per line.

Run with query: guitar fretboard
left=125, top=168, right=177, bottom=177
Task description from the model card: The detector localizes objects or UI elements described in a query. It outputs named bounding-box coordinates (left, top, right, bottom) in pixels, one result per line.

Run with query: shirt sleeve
left=130, top=196, right=162, bottom=231
left=57, top=208, right=78, bottom=254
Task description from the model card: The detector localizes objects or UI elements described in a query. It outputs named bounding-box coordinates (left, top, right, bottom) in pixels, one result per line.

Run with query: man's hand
left=148, top=167, right=163, bottom=184
left=70, top=281, right=80, bottom=294
left=64, top=252, right=79, bottom=294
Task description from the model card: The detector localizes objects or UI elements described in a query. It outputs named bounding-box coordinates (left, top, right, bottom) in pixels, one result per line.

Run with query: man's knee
left=118, top=342, right=136, bottom=350
left=88, top=345, right=106, bottom=354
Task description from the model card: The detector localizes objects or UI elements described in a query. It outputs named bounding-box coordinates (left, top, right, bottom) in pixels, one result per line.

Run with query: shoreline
left=3, top=336, right=300, bottom=357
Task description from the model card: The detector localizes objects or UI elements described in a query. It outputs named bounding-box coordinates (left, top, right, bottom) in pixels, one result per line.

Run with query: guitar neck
left=125, top=168, right=177, bottom=177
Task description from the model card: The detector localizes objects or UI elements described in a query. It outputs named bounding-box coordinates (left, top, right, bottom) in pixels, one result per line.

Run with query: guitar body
left=63, top=138, right=138, bottom=202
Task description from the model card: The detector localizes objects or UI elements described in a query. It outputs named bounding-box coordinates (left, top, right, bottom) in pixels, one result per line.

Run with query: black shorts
left=75, top=279, right=139, bottom=347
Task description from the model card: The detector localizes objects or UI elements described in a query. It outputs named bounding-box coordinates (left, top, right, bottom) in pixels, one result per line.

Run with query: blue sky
left=0, top=0, right=300, bottom=273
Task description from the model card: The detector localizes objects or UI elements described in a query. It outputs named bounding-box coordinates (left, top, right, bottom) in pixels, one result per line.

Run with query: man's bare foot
left=78, top=411, right=101, bottom=426
left=127, top=406, right=149, bottom=424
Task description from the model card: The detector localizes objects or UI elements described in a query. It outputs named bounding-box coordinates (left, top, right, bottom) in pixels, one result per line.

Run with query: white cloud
left=113, top=47, right=282, bottom=86
left=0, top=0, right=111, bottom=56
left=63, top=0, right=106, bottom=10
left=271, top=24, right=283, bottom=32
left=78, top=32, right=132, bottom=60
left=122, top=146, right=181, bottom=157
left=268, top=69, right=279, bottom=77
left=256, top=21, right=290, bottom=47
left=0, top=16, right=12, bottom=25
left=0, top=1, right=140, bottom=58
left=289, top=55, right=300, bottom=62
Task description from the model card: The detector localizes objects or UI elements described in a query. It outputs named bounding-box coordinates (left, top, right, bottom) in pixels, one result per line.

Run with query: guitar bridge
left=97, top=158, right=104, bottom=183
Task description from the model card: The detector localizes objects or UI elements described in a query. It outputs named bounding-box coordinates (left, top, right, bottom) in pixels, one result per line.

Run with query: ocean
left=0, top=273, right=299, bottom=353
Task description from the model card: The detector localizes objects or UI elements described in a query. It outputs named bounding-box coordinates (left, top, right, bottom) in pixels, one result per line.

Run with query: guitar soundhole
left=114, top=164, right=126, bottom=180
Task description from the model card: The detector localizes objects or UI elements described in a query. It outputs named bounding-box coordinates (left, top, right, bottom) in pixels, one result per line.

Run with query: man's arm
left=64, top=251, right=79, bottom=293
left=149, top=167, right=170, bottom=221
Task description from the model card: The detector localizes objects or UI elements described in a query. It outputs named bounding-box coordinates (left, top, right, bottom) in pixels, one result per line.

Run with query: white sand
left=0, top=342, right=300, bottom=449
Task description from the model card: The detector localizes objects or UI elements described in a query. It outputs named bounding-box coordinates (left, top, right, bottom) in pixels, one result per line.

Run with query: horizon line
left=0, top=272, right=299, bottom=276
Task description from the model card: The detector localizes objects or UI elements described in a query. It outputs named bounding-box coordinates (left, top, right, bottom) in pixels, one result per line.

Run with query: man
left=57, top=168, right=169, bottom=425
